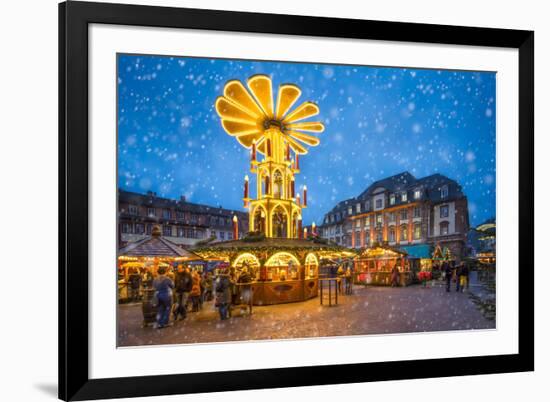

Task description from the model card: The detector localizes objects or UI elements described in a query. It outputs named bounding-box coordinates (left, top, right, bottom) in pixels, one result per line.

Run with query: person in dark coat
left=152, top=267, right=174, bottom=328
left=128, top=268, right=142, bottom=301
left=455, top=262, right=462, bottom=292
left=444, top=261, right=452, bottom=292
left=237, top=267, right=253, bottom=310
left=215, top=271, right=232, bottom=320
left=391, top=265, right=400, bottom=287
left=459, top=262, right=469, bottom=292
left=173, top=265, right=192, bottom=321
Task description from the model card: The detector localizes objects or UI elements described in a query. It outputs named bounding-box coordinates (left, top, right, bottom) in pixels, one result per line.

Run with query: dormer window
left=356, top=203, right=361, bottom=213
left=365, top=201, right=370, bottom=211
left=128, top=204, right=138, bottom=215
left=348, top=206, right=353, bottom=215
left=441, top=185, right=449, bottom=199
left=401, top=192, right=408, bottom=202
left=389, top=194, right=395, bottom=205
left=375, top=199, right=383, bottom=209
left=414, top=189, right=421, bottom=200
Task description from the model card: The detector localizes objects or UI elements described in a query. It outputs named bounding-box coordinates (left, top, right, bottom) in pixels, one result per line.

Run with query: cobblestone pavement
left=118, top=282, right=495, bottom=347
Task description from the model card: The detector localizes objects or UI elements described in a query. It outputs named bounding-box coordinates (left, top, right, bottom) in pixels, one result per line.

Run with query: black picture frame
left=59, top=1, right=534, bottom=400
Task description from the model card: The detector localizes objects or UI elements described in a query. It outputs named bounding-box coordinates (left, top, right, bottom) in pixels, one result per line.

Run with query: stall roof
left=119, top=235, right=203, bottom=260
left=399, top=244, right=432, bottom=259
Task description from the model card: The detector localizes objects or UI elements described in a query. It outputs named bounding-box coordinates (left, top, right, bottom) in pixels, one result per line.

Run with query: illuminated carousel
left=192, top=75, right=354, bottom=305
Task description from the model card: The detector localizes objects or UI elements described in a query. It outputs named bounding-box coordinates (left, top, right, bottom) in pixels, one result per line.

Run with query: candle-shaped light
left=290, top=179, right=295, bottom=198
left=243, top=175, right=249, bottom=207
left=296, top=193, right=300, bottom=206
left=244, top=175, right=249, bottom=198
left=312, top=221, right=316, bottom=236
left=251, top=140, right=257, bottom=162
left=233, top=215, right=238, bottom=240
left=297, top=217, right=303, bottom=239
left=295, top=154, right=300, bottom=170
left=303, top=185, right=307, bottom=207
left=304, top=227, right=308, bottom=239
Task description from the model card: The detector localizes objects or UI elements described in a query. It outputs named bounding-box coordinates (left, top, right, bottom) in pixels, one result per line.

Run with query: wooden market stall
left=192, top=237, right=355, bottom=305
left=117, top=226, right=203, bottom=301
left=353, top=245, right=412, bottom=286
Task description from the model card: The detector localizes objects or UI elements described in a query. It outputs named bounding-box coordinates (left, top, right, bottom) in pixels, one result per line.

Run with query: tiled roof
left=119, top=235, right=203, bottom=259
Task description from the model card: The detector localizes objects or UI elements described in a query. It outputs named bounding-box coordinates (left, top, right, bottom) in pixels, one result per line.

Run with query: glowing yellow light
left=215, top=75, right=324, bottom=239
left=215, top=74, right=323, bottom=155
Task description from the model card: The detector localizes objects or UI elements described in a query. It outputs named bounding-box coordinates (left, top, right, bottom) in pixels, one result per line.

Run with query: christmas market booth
left=353, top=244, right=412, bottom=286
left=117, top=226, right=203, bottom=301
left=399, top=244, right=433, bottom=272
left=192, top=236, right=355, bottom=305
left=431, top=244, right=453, bottom=268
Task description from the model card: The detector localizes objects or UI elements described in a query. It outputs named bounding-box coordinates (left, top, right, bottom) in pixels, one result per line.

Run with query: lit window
left=376, top=214, right=383, bottom=225
left=401, top=225, right=408, bottom=241
left=414, top=189, right=421, bottom=199
left=389, top=227, right=396, bottom=242
left=355, top=220, right=361, bottom=228
left=414, top=207, right=421, bottom=218
left=356, top=203, right=361, bottom=213
left=147, top=207, right=155, bottom=217
left=389, top=212, right=396, bottom=222
left=401, top=192, right=408, bottom=202
left=390, top=194, right=395, bottom=205
left=348, top=206, right=353, bottom=215
left=441, top=185, right=449, bottom=199
left=414, top=223, right=422, bottom=239
left=440, top=205, right=449, bottom=218
left=440, top=221, right=449, bottom=235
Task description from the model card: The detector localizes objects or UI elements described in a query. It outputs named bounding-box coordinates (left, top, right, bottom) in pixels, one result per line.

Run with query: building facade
left=319, top=172, right=470, bottom=259
left=118, top=189, right=249, bottom=247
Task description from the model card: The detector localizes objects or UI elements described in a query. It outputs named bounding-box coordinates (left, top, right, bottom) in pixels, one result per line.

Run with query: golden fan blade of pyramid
left=286, top=130, right=321, bottom=147
left=247, top=75, right=274, bottom=117
left=216, top=75, right=323, bottom=153
left=283, top=102, right=320, bottom=123
left=221, top=120, right=261, bottom=137
left=285, top=135, right=309, bottom=154
left=223, top=80, right=265, bottom=119
left=275, top=84, right=301, bottom=119
left=236, top=132, right=264, bottom=148
left=215, top=98, right=258, bottom=122
left=286, top=121, right=324, bottom=133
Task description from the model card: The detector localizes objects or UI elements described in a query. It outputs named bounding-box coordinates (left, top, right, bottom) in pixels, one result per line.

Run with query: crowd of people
left=436, top=260, right=470, bottom=293
left=123, top=264, right=254, bottom=329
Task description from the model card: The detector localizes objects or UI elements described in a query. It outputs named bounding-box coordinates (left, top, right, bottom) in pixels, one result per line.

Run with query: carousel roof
left=192, top=237, right=349, bottom=251
left=119, top=233, right=203, bottom=260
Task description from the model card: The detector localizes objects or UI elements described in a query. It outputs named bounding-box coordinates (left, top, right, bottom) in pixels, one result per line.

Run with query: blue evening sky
left=118, top=54, right=496, bottom=227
